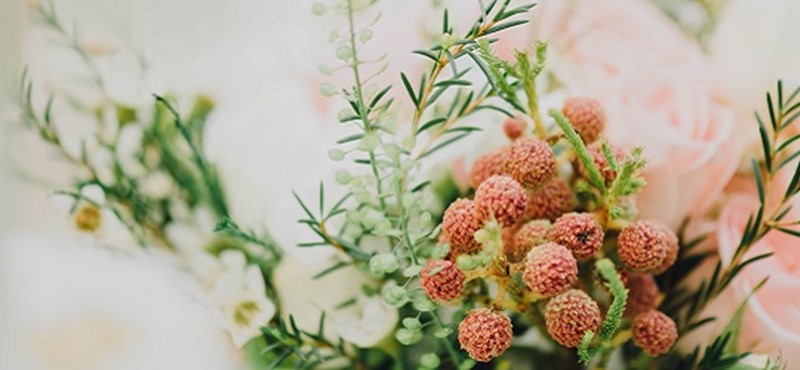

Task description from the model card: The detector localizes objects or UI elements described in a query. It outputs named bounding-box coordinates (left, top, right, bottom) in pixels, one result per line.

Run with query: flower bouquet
left=8, top=0, right=799, bottom=369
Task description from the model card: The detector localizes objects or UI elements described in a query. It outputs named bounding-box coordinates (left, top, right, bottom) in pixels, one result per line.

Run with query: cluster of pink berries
left=420, top=97, right=679, bottom=362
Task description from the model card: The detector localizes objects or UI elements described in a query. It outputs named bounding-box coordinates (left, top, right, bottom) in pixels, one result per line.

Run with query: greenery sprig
left=578, top=259, right=629, bottom=364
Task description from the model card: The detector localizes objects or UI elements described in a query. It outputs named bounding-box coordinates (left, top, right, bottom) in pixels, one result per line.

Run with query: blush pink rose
left=715, top=193, right=800, bottom=364
left=532, top=0, right=741, bottom=229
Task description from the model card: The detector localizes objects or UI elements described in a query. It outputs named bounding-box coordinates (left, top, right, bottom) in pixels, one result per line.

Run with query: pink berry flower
left=618, top=221, right=669, bottom=272
left=420, top=259, right=465, bottom=302
left=523, top=243, right=578, bottom=297
left=561, top=96, right=606, bottom=144
left=474, top=175, right=527, bottom=226
left=503, top=137, right=556, bottom=189
left=632, top=310, right=678, bottom=356
left=469, top=147, right=508, bottom=189
left=624, top=273, right=660, bottom=317
left=442, top=199, right=483, bottom=256
left=503, top=116, right=526, bottom=140
left=508, top=220, right=551, bottom=263
left=545, top=289, right=602, bottom=348
left=652, top=222, right=679, bottom=275
left=458, top=308, right=513, bottom=362
left=524, top=177, right=576, bottom=222
left=548, top=212, right=605, bottom=260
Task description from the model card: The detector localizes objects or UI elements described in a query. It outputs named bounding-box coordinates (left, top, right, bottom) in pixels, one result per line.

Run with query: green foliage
left=577, top=259, right=628, bottom=364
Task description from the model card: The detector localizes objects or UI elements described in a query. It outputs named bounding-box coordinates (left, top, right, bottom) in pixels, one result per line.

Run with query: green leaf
left=369, top=85, right=392, bottom=109
left=722, top=278, right=768, bottom=355
left=312, top=261, right=350, bottom=280
left=417, top=117, right=447, bottom=134
left=412, top=49, right=439, bottom=62
left=400, top=72, right=419, bottom=107
left=550, top=109, right=607, bottom=192
left=482, top=19, right=528, bottom=36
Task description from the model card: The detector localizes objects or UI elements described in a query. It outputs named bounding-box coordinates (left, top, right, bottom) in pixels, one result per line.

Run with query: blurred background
left=2, top=0, right=800, bottom=369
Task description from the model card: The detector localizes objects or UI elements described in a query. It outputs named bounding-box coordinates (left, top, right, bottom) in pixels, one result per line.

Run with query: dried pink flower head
left=523, top=177, right=575, bottom=222
left=420, top=259, right=465, bottom=301
left=618, top=221, right=669, bottom=272
left=652, top=222, right=679, bottom=275
left=624, top=273, right=660, bottom=317
left=458, top=308, right=513, bottom=362
left=523, top=242, right=578, bottom=297
left=632, top=310, right=678, bottom=356
left=474, top=175, right=527, bottom=226
left=579, top=142, right=625, bottom=184
left=561, top=96, right=606, bottom=144
left=469, top=148, right=508, bottom=189
left=508, top=220, right=551, bottom=263
left=442, top=199, right=482, bottom=256
left=503, top=137, right=557, bottom=189
left=545, top=289, right=602, bottom=348
left=503, top=116, right=526, bottom=140
left=548, top=212, right=604, bottom=260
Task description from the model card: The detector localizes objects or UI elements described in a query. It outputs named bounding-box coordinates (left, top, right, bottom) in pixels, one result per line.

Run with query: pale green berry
left=370, top=253, right=399, bottom=275
left=320, top=83, right=336, bottom=97
left=382, top=285, right=408, bottom=307
left=337, top=108, right=354, bottom=122
left=412, top=295, right=436, bottom=312
left=402, top=317, right=422, bottom=331
left=359, top=29, right=373, bottom=43
left=395, top=328, right=421, bottom=345
left=336, top=45, right=354, bottom=60
left=403, top=265, right=422, bottom=277
left=311, top=2, right=326, bottom=16
left=335, top=170, right=351, bottom=184
left=358, top=133, right=380, bottom=151
left=420, top=354, right=440, bottom=368
left=328, top=148, right=345, bottom=161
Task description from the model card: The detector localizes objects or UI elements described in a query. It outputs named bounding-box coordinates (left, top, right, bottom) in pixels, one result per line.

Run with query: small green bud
left=328, top=148, right=345, bottom=161
left=412, top=295, right=436, bottom=312
left=358, top=133, right=380, bottom=151
left=382, top=285, right=408, bottom=307
left=318, top=64, right=333, bottom=75
left=335, top=45, right=354, bottom=60
left=311, top=2, right=326, bottom=16
left=430, top=243, right=450, bottom=259
left=370, top=253, right=399, bottom=275
left=395, top=328, right=421, bottom=345
left=433, top=327, right=453, bottom=338
left=440, top=33, right=459, bottom=48
left=359, top=29, right=373, bottom=43
left=403, top=265, right=422, bottom=277
left=337, top=108, right=354, bottom=122
left=402, top=317, right=422, bottom=331
left=335, top=170, right=351, bottom=184
left=459, top=359, right=477, bottom=370
left=373, top=219, right=393, bottom=236
left=420, top=353, right=440, bottom=368
left=320, top=83, right=336, bottom=97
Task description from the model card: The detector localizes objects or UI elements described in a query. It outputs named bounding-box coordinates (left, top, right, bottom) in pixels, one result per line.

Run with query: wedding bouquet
left=10, top=0, right=799, bottom=369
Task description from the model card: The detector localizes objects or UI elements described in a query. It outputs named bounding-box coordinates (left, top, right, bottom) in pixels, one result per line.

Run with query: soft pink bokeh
left=716, top=193, right=800, bottom=364
left=532, top=0, right=740, bottom=229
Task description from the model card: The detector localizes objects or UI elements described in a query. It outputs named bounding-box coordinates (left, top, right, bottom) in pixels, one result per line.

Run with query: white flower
left=208, top=250, right=275, bottom=348
left=52, top=184, right=138, bottom=251
left=164, top=206, right=217, bottom=256
left=272, top=254, right=398, bottom=348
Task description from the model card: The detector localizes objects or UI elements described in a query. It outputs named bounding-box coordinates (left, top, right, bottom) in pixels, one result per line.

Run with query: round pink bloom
left=503, top=137, right=556, bottom=189
left=523, top=243, right=578, bottom=297
left=545, top=289, right=602, bottom=348
left=442, top=199, right=482, bottom=256
left=458, top=308, right=513, bottom=362
left=420, top=259, right=465, bottom=302
left=548, top=212, right=604, bottom=260
left=508, top=220, right=550, bottom=263
left=562, top=96, right=605, bottom=144
left=469, top=148, right=508, bottom=189
left=624, top=273, right=659, bottom=317
left=618, top=221, right=668, bottom=272
left=632, top=310, right=677, bottom=356
left=503, top=116, right=526, bottom=140
left=474, top=175, right=527, bottom=226
left=524, top=177, right=576, bottom=222
left=533, top=0, right=740, bottom=230
left=652, top=222, right=679, bottom=275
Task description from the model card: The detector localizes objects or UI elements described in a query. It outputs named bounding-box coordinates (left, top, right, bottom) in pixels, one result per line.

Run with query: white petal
left=81, top=184, right=106, bottom=204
